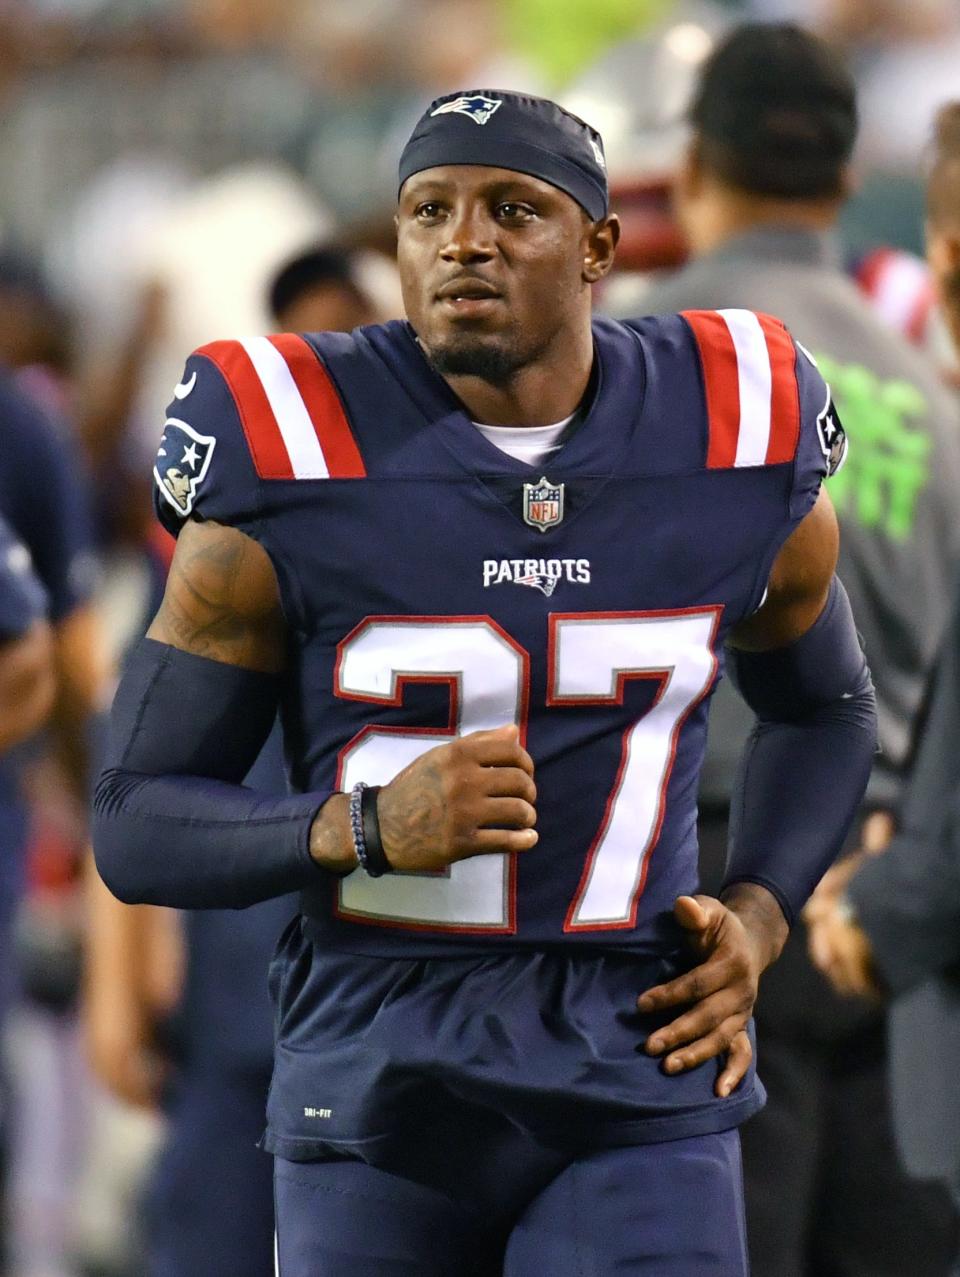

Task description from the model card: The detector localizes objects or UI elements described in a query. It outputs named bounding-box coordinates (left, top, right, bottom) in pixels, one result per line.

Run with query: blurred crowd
left=3, top=0, right=960, bottom=1274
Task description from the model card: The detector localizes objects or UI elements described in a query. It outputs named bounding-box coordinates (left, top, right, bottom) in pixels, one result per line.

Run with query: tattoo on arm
left=147, top=520, right=285, bottom=672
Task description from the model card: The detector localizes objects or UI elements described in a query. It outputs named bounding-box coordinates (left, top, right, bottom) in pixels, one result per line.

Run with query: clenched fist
left=378, top=725, right=538, bottom=872
left=310, top=725, right=537, bottom=875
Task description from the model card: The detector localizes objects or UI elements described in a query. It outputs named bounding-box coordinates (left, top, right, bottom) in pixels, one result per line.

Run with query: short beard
left=422, top=334, right=529, bottom=386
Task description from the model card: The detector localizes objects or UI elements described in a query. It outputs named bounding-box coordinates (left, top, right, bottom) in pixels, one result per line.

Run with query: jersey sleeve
left=678, top=308, right=845, bottom=517
left=0, top=516, right=47, bottom=639
left=152, top=334, right=367, bottom=537
left=152, top=343, right=262, bottom=538
left=790, top=338, right=847, bottom=520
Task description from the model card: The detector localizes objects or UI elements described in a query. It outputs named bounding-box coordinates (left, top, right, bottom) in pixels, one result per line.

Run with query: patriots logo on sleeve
left=817, top=393, right=848, bottom=478
left=154, top=418, right=216, bottom=518
left=430, top=95, right=502, bottom=126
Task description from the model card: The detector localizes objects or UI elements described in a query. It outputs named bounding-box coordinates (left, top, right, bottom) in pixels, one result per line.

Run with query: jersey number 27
left=335, top=612, right=718, bottom=934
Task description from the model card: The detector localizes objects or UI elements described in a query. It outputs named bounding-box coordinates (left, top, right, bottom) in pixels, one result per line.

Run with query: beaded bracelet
left=349, top=781, right=392, bottom=877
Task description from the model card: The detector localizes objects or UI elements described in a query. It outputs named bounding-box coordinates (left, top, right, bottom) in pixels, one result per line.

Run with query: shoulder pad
left=197, top=334, right=365, bottom=480
left=153, top=334, right=366, bottom=537
left=680, top=309, right=802, bottom=469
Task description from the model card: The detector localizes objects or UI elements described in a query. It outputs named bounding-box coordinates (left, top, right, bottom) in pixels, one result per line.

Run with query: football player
left=0, top=516, right=52, bottom=754
left=94, top=91, right=876, bottom=1275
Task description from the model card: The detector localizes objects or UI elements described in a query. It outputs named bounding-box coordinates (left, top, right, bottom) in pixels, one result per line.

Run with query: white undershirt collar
left=472, top=413, right=575, bottom=467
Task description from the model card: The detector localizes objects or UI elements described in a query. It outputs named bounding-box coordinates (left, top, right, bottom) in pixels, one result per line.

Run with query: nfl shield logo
left=523, top=477, right=564, bottom=533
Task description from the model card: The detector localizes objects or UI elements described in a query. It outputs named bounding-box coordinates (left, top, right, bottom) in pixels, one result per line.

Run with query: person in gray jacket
left=637, top=23, right=960, bottom=1277
left=808, top=101, right=960, bottom=1268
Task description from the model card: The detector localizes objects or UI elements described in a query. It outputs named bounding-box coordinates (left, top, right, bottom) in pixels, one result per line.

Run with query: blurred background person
left=637, top=22, right=960, bottom=1277
left=0, top=519, right=53, bottom=759
left=744, top=0, right=960, bottom=257
left=268, top=244, right=395, bottom=333
left=0, top=337, right=102, bottom=1277
left=807, top=100, right=960, bottom=1275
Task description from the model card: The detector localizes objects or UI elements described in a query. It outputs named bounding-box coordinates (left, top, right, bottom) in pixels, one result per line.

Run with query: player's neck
left=442, top=326, right=594, bottom=428
left=685, top=188, right=840, bottom=258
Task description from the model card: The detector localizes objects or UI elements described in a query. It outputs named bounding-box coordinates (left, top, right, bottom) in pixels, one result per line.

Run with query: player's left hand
left=637, top=886, right=787, bottom=1096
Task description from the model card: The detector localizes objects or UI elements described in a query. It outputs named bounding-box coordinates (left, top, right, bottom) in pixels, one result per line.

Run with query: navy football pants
left=274, top=1129, right=748, bottom=1275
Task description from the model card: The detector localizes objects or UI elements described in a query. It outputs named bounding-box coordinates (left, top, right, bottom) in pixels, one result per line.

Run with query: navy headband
left=398, top=90, right=609, bottom=221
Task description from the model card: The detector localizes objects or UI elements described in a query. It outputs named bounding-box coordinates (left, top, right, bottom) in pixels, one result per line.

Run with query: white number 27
left=335, top=610, right=718, bottom=934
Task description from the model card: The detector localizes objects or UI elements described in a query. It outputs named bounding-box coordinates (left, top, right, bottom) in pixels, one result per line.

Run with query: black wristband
left=360, top=784, right=392, bottom=876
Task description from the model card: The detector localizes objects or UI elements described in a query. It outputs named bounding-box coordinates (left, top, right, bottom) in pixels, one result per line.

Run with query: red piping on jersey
left=269, top=334, right=366, bottom=478
left=198, top=340, right=293, bottom=478
left=681, top=310, right=741, bottom=469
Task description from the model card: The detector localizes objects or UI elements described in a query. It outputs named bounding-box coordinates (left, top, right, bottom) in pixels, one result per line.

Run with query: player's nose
left=439, top=206, right=496, bottom=264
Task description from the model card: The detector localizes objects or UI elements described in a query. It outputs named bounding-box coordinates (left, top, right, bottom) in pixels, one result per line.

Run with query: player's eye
left=415, top=202, right=445, bottom=221
left=496, top=202, right=535, bottom=222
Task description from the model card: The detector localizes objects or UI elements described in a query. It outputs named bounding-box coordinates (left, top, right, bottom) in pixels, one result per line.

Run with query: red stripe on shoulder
left=756, top=314, right=800, bottom=465
left=680, top=310, right=740, bottom=469
left=196, top=340, right=292, bottom=478
left=269, top=334, right=366, bottom=478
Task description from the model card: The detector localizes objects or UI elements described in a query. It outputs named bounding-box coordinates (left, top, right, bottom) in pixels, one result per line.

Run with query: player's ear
left=583, top=214, right=620, bottom=283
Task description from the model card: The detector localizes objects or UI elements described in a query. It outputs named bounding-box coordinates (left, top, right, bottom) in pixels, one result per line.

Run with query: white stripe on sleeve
left=719, top=309, right=772, bottom=468
left=239, top=336, right=329, bottom=479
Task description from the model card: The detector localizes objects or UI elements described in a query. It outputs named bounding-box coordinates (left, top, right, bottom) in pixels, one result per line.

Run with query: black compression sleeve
left=92, top=639, right=333, bottom=909
left=723, top=580, right=877, bottom=924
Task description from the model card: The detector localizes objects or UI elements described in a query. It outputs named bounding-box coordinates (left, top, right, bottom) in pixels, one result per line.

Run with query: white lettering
left=481, top=557, right=592, bottom=590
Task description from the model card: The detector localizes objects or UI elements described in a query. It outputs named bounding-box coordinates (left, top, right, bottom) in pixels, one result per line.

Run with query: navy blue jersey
left=0, top=371, right=95, bottom=625
left=0, top=515, right=46, bottom=640
left=0, top=372, right=94, bottom=919
left=154, top=312, right=831, bottom=959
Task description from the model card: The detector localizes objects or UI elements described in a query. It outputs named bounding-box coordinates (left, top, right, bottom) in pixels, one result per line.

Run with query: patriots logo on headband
left=154, top=418, right=216, bottom=518
left=431, top=95, right=503, bottom=126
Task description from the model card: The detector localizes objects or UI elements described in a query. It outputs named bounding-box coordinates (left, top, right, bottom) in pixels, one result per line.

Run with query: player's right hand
left=377, top=724, right=538, bottom=872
